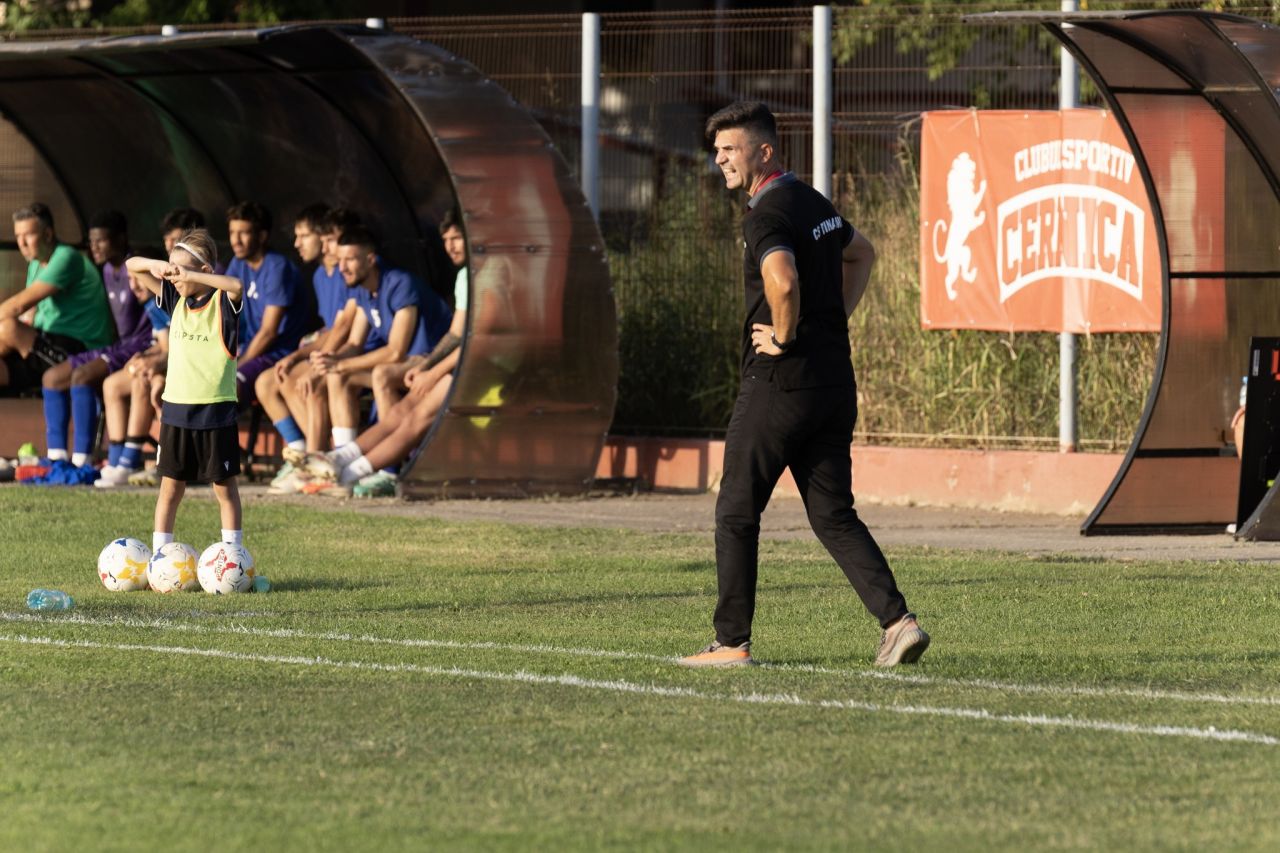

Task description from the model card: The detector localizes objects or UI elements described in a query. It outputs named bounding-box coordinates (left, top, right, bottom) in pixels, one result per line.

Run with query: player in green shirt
left=0, top=203, right=113, bottom=395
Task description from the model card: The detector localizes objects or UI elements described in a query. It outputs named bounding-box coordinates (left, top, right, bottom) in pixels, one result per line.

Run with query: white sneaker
left=269, top=466, right=309, bottom=495
left=94, top=465, right=138, bottom=488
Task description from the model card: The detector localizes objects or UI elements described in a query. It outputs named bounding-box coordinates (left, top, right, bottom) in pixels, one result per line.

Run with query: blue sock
left=382, top=465, right=399, bottom=476
left=70, top=385, right=99, bottom=457
left=273, top=415, right=305, bottom=446
left=43, top=388, right=70, bottom=454
left=107, top=442, right=123, bottom=467
left=119, top=440, right=144, bottom=469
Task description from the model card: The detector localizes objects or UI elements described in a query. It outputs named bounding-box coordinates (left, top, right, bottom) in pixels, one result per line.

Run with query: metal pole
left=581, top=13, right=601, bottom=222
left=1059, top=0, right=1079, bottom=453
left=812, top=5, right=833, bottom=199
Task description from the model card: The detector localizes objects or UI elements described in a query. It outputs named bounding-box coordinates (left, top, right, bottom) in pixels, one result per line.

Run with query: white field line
left=1, top=631, right=1275, bottom=747
left=6, top=611, right=1280, bottom=710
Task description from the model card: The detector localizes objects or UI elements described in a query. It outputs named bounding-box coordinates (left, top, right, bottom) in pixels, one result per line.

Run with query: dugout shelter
left=0, top=24, right=617, bottom=498
left=981, top=10, right=1280, bottom=533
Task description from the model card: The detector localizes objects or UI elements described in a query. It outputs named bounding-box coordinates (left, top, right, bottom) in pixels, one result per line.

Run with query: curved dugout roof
left=984, top=10, right=1280, bottom=533
left=0, top=25, right=617, bottom=498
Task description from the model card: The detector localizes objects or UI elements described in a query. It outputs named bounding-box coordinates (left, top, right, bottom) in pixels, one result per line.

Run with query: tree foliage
left=0, top=0, right=351, bottom=32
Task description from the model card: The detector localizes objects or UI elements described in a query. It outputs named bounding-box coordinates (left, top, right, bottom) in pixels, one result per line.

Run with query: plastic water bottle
left=26, top=589, right=73, bottom=612
left=1240, top=376, right=1249, bottom=408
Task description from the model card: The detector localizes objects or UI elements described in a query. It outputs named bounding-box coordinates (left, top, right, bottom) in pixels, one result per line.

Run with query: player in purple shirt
left=94, top=210, right=200, bottom=487
left=223, top=201, right=305, bottom=403
left=39, top=210, right=154, bottom=470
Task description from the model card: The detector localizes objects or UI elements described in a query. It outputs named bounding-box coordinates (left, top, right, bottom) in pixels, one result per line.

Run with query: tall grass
left=609, top=160, right=1157, bottom=451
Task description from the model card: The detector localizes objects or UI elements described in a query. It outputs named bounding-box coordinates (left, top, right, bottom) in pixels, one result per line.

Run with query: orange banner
left=920, top=110, right=1161, bottom=333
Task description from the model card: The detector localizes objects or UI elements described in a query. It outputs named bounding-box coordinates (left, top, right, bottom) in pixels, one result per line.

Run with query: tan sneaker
left=875, top=614, right=930, bottom=666
left=302, top=452, right=338, bottom=483
left=678, top=640, right=754, bottom=668
left=281, top=446, right=308, bottom=467
left=127, top=468, right=158, bottom=487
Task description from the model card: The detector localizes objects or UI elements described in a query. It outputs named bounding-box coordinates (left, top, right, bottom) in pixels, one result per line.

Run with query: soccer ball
left=97, top=538, right=152, bottom=591
left=147, top=542, right=200, bottom=593
left=197, top=542, right=255, bottom=594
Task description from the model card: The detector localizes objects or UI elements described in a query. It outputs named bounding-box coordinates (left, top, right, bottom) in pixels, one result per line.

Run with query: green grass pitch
left=2, top=487, right=1279, bottom=851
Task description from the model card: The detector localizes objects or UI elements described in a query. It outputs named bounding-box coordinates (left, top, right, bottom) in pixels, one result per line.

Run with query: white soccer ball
left=197, top=542, right=255, bottom=594
left=97, top=537, right=152, bottom=591
left=147, top=542, right=200, bottom=593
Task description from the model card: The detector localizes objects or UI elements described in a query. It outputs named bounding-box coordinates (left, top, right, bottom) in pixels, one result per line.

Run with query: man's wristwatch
left=770, top=330, right=794, bottom=352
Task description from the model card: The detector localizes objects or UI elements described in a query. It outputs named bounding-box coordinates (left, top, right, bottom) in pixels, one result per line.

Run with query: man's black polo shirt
left=740, top=171, right=857, bottom=390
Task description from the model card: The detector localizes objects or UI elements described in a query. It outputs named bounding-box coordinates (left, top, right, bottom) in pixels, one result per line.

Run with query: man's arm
left=750, top=249, right=800, bottom=356
left=333, top=305, right=420, bottom=374
left=419, top=307, right=467, bottom=370
left=238, top=304, right=284, bottom=365
left=0, top=281, right=57, bottom=320
left=841, top=230, right=876, bottom=317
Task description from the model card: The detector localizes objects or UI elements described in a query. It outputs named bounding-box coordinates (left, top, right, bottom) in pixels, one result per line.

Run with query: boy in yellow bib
left=126, top=230, right=245, bottom=554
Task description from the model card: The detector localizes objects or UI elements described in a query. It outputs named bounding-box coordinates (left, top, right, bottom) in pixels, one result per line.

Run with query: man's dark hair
left=226, top=200, right=272, bottom=234
left=13, top=202, right=54, bottom=231
left=295, top=202, right=331, bottom=232
left=322, top=207, right=362, bottom=236
left=337, top=224, right=379, bottom=252
left=705, top=101, right=778, bottom=146
left=89, top=209, right=128, bottom=236
left=439, top=208, right=462, bottom=234
left=161, top=207, right=205, bottom=234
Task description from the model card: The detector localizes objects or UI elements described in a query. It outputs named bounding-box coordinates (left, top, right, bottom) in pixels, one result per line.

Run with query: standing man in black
left=680, top=101, right=930, bottom=668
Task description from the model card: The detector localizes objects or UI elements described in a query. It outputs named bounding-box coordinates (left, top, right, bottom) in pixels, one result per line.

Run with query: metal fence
left=6, top=2, right=1277, bottom=442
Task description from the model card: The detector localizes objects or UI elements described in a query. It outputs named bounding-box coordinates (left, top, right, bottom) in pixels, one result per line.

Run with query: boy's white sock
left=330, top=442, right=362, bottom=468
left=332, top=427, right=357, bottom=446
left=71, top=452, right=89, bottom=467
left=340, top=455, right=374, bottom=486
left=286, top=439, right=305, bottom=452
left=153, top=531, right=174, bottom=551
left=47, top=448, right=68, bottom=461
left=221, top=529, right=243, bottom=547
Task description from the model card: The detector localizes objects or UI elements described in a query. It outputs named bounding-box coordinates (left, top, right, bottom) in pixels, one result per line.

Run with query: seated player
left=369, top=209, right=468, bottom=417
left=40, top=210, right=153, bottom=471
left=94, top=282, right=170, bottom=487
left=312, top=225, right=451, bottom=454
left=301, top=238, right=516, bottom=498
left=223, top=201, right=307, bottom=403
left=160, top=208, right=207, bottom=260
left=0, top=203, right=113, bottom=400
left=256, top=206, right=361, bottom=493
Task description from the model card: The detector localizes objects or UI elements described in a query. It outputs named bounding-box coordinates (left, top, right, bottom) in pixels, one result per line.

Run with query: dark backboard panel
left=0, top=26, right=617, bottom=498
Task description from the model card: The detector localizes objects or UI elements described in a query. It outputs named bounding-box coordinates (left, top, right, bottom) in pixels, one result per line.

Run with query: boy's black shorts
left=0, top=330, right=85, bottom=395
left=157, top=422, right=241, bottom=484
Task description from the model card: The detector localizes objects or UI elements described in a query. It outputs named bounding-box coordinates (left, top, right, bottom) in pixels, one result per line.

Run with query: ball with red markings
left=197, top=542, right=255, bottom=594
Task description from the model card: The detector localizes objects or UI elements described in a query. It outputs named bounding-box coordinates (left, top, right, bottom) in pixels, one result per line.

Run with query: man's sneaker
left=301, top=479, right=351, bottom=498
left=94, top=465, right=138, bottom=488
left=281, top=446, right=308, bottom=467
left=127, top=468, right=159, bottom=487
left=302, top=452, right=338, bottom=483
left=678, top=641, right=754, bottom=668
left=875, top=614, right=930, bottom=666
left=269, top=465, right=310, bottom=495
left=353, top=470, right=397, bottom=498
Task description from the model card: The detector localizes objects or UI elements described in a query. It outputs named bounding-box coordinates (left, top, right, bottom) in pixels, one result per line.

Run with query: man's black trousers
left=713, top=367, right=909, bottom=646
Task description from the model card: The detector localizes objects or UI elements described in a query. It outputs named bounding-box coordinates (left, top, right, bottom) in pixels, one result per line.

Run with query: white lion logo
left=932, top=152, right=987, bottom=301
